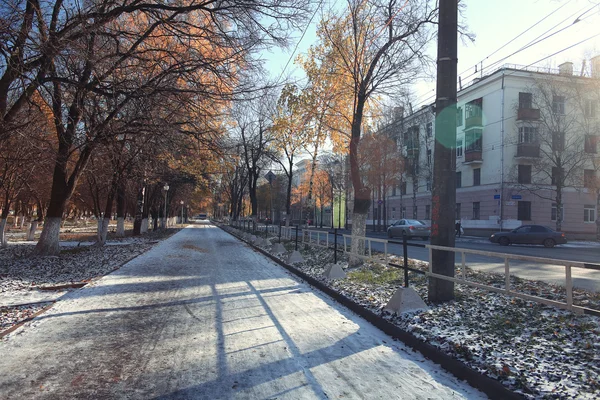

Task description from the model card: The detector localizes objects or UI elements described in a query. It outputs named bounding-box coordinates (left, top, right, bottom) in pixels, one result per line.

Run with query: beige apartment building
left=371, top=58, right=600, bottom=238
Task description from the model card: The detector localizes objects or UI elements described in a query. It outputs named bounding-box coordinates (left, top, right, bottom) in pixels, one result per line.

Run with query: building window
left=456, top=107, right=463, bottom=127
left=466, top=98, right=483, bottom=118
left=518, top=201, right=532, bottom=220
left=585, top=135, right=598, bottom=153
left=473, top=168, right=481, bottom=186
left=427, top=149, right=432, bottom=165
left=551, top=203, right=564, bottom=222
left=426, top=178, right=432, bottom=191
left=456, top=203, right=461, bottom=220
left=551, top=167, right=562, bottom=186
left=552, top=95, right=565, bottom=115
left=518, top=126, right=538, bottom=143
left=426, top=122, right=433, bottom=137
left=456, top=171, right=462, bottom=188
left=552, top=131, right=565, bottom=151
left=392, top=187, right=397, bottom=196
left=425, top=205, right=431, bottom=220
left=466, top=129, right=483, bottom=152
left=584, top=204, right=596, bottom=223
left=456, top=139, right=463, bottom=157
left=519, top=92, right=533, bottom=109
left=518, top=164, right=532, bottom=184
left=585, top=100, right=598, bottom=118
left=400, top=182, right=407, bottom=195
left=472, top=202, right=480, bottom=220
left=584, top=169, right=596, bottom=188
left=401, top=207, right=406, bottom=218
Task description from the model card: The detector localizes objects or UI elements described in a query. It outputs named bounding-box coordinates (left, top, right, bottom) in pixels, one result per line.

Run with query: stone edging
left=219, top=224, right=524, bottom=400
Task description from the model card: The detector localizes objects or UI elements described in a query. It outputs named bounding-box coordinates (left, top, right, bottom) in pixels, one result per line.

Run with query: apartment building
left=374, top=58, right=600, bottom=237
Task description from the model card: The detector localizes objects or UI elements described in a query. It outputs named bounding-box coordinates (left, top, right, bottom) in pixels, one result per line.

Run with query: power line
left=458, top=0, right=575, bottom=77
left=276, top=1, right=324, bottom=86
left=460, top=3, right=597, bottom=85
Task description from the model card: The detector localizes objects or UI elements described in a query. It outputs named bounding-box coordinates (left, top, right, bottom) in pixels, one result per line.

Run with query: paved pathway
left=0, top=225, right=485, bottom=399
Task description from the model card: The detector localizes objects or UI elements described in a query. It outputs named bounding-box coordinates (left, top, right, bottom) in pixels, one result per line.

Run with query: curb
left=0, top=303, right=55, bottom=339
left=219, top=224, right=524, bottom=400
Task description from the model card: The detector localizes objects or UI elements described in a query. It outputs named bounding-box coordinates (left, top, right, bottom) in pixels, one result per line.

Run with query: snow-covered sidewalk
left=0, top=225, right=485, bottom=399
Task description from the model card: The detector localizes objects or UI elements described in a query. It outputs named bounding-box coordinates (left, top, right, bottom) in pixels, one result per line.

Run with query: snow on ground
left=222, top=225, right=600, bottom=399
left=0, top=225, right=486, bottom=399
left=0, top=230, right=173, bottom=333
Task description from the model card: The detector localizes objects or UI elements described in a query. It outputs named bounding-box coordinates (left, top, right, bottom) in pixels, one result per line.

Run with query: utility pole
left=429, top=0, right=457, bottom=303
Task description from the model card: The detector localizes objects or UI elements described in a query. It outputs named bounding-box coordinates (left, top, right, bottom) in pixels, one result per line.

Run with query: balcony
left=517, top=108, right=540, bottom=121
left=515, top=143, right=540, bottom=158
left=465, top=115, right=482, bottom=129
left=463, top=150, right=483, bottom=164
left=405, top=146, right=419, bottom=158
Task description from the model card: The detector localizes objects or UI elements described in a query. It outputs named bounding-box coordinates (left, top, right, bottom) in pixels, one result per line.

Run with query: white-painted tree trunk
left=97, top=218, right=103, bottom=243
left=27, top=221, right=38, bottom=241
left=116, top=217, right=125, bottom=237
left=13, top=216, right=18, bottom=228
left=349, top=212, right=367, bottom=267
left=99, top=217, right=110, bottom=245
left=20, top=216, right=25, bottom=229
left=0, top=218, right=7, bottom=247
left=33, top=217, right=61, bottom=256
left=141, top=218, right=148, bottom=233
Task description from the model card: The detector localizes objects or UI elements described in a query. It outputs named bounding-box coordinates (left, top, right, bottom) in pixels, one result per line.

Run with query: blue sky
left=262, top=0, right=600, bottom=109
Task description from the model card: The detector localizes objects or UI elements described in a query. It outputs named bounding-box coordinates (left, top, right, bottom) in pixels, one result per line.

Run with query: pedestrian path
left=0, top=225, right=485, bottom=399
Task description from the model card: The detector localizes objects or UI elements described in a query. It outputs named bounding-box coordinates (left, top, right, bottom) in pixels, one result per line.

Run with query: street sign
left=264, top=171, right=276, bottom=184
left=511, top=195, right=522, bottom=200
left=493, top=194, right=501, bottom=199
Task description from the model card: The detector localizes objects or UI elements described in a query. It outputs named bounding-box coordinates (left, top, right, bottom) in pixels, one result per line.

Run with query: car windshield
left=406, top=219, right=423, bottom=225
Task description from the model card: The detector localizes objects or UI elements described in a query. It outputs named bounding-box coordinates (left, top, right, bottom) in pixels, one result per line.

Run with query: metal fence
left=228, top=222, right=600, bottom=317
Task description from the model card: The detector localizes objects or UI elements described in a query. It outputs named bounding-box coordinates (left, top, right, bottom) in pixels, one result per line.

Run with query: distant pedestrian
left=455, top=220, right=462, bottom=238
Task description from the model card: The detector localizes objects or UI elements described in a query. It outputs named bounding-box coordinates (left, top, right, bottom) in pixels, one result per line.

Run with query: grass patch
left=347, top=264, right=403, bottom=285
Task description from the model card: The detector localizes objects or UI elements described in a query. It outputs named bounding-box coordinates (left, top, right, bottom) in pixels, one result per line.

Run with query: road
left=0, top=224, right=485, bottom=399
left=297, top=228, right=600, bottom=292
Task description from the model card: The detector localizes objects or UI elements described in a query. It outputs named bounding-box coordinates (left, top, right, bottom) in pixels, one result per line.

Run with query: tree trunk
left=555, top=186, right=563, bottom=232
left=116, top=179, right=126, bottom=237
left=35, top=217, right=62, bottom=255
left=97, top=217, right=103, bottom=243
left=0, top=219, right=7, bottom=247
left=349, top=95, right=369, bottom=266
left=27, top=220, right=38, bottom=241
left=141, top=218, right=149, bottom=233
left=133, top=185, right=145, bottom=235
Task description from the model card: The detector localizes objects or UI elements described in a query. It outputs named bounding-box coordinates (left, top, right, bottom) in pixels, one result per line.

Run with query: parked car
left=387, top=219, right=431, bottom=240
left=489, top=225, right=567, bottom=248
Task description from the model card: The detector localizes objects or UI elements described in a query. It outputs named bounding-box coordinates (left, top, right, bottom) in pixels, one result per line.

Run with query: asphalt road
left=0, top=224, right=484, bottom=399
left=298, top=228, right=600, bottom=293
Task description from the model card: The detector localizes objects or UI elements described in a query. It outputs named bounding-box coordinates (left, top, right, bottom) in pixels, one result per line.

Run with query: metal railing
left=426, top=244, right=600, bottom=317
left=227, top=222, right=600, bottom=317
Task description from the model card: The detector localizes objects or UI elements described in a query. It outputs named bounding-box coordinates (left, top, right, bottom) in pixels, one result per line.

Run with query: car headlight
left=490, top=234, right=495, bottom=238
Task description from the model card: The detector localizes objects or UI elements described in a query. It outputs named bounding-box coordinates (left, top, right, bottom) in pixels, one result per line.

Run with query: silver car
left=387, top=219, right=431, bottom=240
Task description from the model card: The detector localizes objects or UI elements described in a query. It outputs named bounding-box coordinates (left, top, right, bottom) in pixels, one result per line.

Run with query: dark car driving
left=489, top=225, right=567, bottom=248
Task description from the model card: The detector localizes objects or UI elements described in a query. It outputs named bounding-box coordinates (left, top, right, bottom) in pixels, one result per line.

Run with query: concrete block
left=287, top=250, right=304, bottom=264
left=323, top=263, right=347, bottom=280
left=271, top=243, right=286, bottom=254
left=250, top=235, right=257, bottom=243
left=384, top=287, right=429, bottom=315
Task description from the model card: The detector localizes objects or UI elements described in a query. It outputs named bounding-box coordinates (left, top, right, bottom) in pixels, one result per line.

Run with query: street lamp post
left=163, top=183, right=169, bottom=228
left=180, top=200, right=184, bottom=225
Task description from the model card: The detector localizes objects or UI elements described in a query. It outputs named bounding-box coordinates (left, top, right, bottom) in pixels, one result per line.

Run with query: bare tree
left=509, top=76, right=591, bottom=232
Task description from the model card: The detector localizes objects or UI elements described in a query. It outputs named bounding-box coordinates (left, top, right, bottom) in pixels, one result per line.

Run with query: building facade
left=372, top=59, right=600, bottom=238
